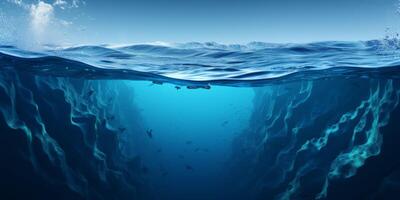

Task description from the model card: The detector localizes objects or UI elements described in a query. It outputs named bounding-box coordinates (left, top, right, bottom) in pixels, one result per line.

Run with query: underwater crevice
left=228, top=78, right=400, bottom=200
left=0, top=69, right=154, bottom=200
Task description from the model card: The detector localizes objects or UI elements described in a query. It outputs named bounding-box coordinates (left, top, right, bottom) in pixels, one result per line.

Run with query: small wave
left=0, top=40, right=400, bottom=86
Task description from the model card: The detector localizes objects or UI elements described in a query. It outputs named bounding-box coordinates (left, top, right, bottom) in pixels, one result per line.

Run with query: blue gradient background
left=1, top=0, right=400, bottom=44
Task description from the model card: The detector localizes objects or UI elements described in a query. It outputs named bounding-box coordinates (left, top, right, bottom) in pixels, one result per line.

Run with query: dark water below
left=1, top=41, right=400, bottom=200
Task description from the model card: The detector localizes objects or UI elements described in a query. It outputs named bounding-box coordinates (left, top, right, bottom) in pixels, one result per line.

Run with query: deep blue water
left=0, top=40, right=400, bottom=200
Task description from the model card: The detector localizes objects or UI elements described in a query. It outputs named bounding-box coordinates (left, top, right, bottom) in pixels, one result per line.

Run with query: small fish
left=146, top=129, right=153, bottom=138
left=157, top=148, right=162, bottom=153
left=203, top=148, right=209, bottom=152
left=186, top=85, right=211, bottom=90
left=221, top=121, right=229, bottom=126
left=127, top=156, right=141, bottom=168
left=152, top=81, right=163, bottom=85
left=161, top=171, right=169, bottom=176
left=185, top=165, right=193, bottom=171
left=178, top=155, right=185, bottom=159
left=351, top=82, right=361, bottom=88
left=107, top=115, right=115, bottom=121
left=118, top=127, right=126, bottom=133
left=87, top=89, right=95, bottom=97
left=283, top=86, right=295, bottom=92
left=194, top=148, right=200, bottom=152
left=186, top=141, right=192, bottom=145
left=142, top=166, right=149, bottom=174
left=175, top=86, right=181, bottom=90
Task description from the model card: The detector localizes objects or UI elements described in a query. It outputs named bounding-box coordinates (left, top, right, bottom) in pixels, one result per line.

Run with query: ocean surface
left=1, top=40, right=400, bottom=200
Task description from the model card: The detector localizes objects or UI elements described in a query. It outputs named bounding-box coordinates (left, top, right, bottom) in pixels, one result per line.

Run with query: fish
left=351, top=82, right=361, bottom=88
left=186, top=85, right=211, bottom=90
left=152, top=81, right=163, bottom=85
left=175, top=86, right=181, bottom=90
left=146, top=129, right=153, bottom=138
left=178, top=155, right=185, bottom=159
left=142, top=166, right=149, bottom=174
left=118, top=127, right=126, bottom=133
left=87, top=89, right=95, bottom=97
left=107, top=115, right=115, bottom=121
left=186, top=141, right=193, bottom=145
left=100, top=119, right=107, bottom=126
left=127, top=156, right=141, bottom=170
left=185, top=165, right=193, bottom=171
left=161, top=171, right=169, bottom=176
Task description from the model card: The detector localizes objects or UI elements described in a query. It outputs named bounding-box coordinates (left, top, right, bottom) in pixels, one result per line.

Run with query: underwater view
left=1, top=0, right=400, bottom=200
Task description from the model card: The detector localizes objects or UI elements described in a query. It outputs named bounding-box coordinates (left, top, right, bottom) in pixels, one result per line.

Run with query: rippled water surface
left=1, top=40, right=400, bottom=85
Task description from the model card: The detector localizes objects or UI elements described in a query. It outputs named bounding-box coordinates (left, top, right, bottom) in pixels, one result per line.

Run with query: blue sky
left=1, top=0, right=400, bottom=45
